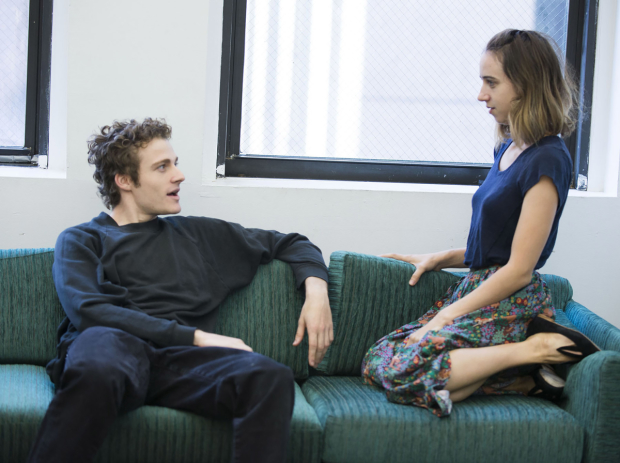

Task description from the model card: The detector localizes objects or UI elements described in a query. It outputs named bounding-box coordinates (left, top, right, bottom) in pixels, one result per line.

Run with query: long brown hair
left=485, top=29, right=579, bottom=147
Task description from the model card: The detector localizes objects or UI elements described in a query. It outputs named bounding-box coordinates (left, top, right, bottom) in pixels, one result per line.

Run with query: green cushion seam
left=317, top=251, right=346, bottom=374
left=589, top=353, right=620, bottom=461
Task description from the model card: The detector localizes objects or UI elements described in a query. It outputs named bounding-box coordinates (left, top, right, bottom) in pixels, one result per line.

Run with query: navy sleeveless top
left=463, top=136, right=572, bottom=270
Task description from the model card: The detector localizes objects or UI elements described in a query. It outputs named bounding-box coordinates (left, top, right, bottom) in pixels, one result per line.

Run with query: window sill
left=0, top=165, right=66, bottom=179
left=206, top=176, right=617, bottom=197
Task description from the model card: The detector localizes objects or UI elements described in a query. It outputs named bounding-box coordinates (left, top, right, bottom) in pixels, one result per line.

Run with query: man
left=28, top=118, right=333, bottom=463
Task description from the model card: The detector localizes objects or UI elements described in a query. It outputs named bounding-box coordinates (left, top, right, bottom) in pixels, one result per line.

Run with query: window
left=0, top=0, right=53, bottom=168
left=218, top=0, right=597, bottom=188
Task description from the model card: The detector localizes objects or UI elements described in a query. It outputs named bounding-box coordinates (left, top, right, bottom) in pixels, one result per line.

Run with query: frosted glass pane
left=0, top=0, right=30, bottom=147
left=240, top=0, right=569, bottom=164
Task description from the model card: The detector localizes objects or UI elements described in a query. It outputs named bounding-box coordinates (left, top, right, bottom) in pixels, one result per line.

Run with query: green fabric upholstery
left=0, top=249, right=308, bottom=378
left=564, top=300, right=620, bottom=352
left=320, top=252, right=582, bottom=376
left=540, top=274, right=573, bottom=311
left=302, top=376, right=584, bottom=463
left=215, top=259, right=309, bottom=379
left=0, top=365, right=322, bottom=463
left=560, top=350, right=620, bottom=463
left=0, top=249, right=65, bottom=365
left=0, top=365, right=55, bottom=462
left=320, top=251, right=460, bottom=375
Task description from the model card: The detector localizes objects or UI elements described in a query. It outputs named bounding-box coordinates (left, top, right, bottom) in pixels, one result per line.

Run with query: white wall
left=1, top=0, right=620, bottom=329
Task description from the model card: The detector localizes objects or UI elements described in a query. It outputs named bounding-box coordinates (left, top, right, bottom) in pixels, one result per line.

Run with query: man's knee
left=61, top=327, right=149, bottom=396
left=244, top=355, right=295, bottom=408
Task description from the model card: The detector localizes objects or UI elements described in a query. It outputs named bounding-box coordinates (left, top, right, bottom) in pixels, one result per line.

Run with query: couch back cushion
left=321, top=251, right=576, bottom=376
left=320, top=251, right=461, bottom=376
left=215, top=259, right=308, bottom=379
left=0, top=249, right=308, bottom=378
left=539, top=273, right=573, bottom=311
left=0, top=249, right=65, bottom=366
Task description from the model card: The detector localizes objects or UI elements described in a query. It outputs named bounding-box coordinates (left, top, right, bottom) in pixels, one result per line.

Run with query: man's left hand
left=293, top=277, right=333, bottom=367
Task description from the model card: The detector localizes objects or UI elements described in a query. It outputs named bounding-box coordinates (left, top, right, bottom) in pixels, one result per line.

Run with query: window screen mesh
left=240, top=0, right=569, bottom=164
left=0, top=0, right=29, bottom=147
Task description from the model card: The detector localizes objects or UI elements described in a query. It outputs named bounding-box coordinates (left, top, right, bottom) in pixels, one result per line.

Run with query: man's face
left=129, top=138, right=185, bottom=218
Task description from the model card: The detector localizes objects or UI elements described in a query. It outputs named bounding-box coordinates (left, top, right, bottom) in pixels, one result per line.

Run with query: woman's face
left=478, top=51, right=518, bottom=125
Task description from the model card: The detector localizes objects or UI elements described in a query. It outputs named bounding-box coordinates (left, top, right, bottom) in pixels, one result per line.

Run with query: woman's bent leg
left=362, top=267, right=558, bottom=416
left=446, top=342, right=539, bottom=392
left=446, top=332, right=578, bottom=401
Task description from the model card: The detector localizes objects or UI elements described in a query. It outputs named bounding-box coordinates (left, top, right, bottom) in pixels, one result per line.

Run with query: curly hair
left=485, top=29, right=579, bottom=148
left=87, top=118, right=172, bottom=209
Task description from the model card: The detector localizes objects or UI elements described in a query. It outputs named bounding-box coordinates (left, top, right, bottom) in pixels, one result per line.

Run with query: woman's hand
left=405, top=314, right=451, bottom=346
left=380, top=253, right=443, bottom=286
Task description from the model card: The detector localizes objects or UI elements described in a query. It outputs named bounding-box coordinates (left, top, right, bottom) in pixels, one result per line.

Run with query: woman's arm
left=407, top=175, right=559, bottom=344
left=382, top=248, right=468, bottom=286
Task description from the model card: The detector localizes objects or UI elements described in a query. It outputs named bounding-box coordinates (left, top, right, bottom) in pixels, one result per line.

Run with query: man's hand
left=193, top=329, right=253, bottom=352
left=293, top=277, right=333, bottom=367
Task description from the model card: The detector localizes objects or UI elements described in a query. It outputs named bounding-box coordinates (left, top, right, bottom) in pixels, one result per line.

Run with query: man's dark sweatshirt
left=47, top=212, right=328, bottom=386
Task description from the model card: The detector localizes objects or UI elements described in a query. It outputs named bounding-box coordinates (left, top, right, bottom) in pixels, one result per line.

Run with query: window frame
left=0, top=0, right=53, bottom=167
left=217, top=0, right=598, bottom=189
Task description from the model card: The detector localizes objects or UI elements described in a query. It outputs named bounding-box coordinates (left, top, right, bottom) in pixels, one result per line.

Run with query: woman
left=361, top=29, right=599, bottom=417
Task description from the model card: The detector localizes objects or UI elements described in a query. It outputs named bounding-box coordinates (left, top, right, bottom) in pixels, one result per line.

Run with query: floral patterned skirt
left=361, top=265, right=555, bottom=417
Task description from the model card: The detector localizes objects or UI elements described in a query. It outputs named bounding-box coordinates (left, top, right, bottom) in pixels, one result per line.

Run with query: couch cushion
left=0, top=364, right=322, bottom=463
left=0, top=249, right=65, bottom=365
left=302, top=376, right=584, bottom=463
left=321, top=251, right=460, bottom=376
left=0, top=248, right=309, bottom=378
left=215, top=259, right=309, bottom=379
left=321, top=252, right=580, bottom=376
left=540, top=273, right=574, bottom=311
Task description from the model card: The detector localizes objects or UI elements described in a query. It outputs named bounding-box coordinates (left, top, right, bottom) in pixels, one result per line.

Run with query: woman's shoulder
left=516, top=136, right=572, bottom=198
left=529, top=135, right=571, bottom=157
left=526, top=136, right=573, bottom=170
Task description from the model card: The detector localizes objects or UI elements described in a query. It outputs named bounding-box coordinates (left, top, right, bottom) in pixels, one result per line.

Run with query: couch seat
left=0, top=364, right=322, bottom=463
left=302, top=376, right=583, bottom=463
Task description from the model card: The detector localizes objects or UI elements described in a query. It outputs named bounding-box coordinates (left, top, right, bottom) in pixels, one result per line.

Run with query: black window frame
left=217, top=0, right=598, bottom=188
left=0, top=0, right=54, bottom=167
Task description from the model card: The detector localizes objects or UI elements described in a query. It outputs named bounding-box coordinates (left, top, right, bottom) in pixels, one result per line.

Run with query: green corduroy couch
left=1, top=249, right=619, bottom=463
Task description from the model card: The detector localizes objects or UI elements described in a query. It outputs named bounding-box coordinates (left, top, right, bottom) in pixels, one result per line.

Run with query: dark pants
left=28, top=327, right=295, bottom=463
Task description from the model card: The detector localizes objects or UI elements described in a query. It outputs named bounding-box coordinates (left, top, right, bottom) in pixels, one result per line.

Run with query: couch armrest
left=563, top=300, right=620, bottom=352
left=560, top=350, right=620, bottom=463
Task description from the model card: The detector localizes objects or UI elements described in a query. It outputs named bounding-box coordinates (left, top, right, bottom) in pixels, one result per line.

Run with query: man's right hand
left=193, top=329, right=253, bottom=352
